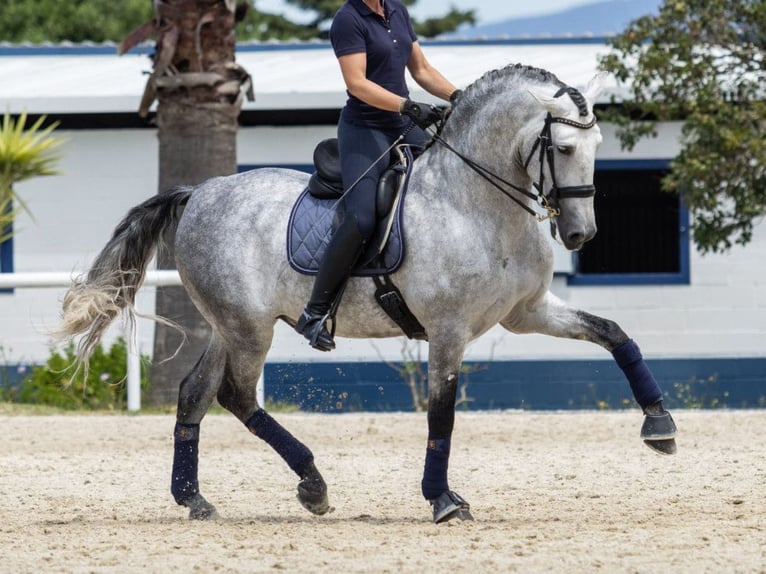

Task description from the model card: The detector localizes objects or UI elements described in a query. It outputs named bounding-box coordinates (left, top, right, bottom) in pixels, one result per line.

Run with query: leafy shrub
left=3, top=338, right=150, bottom=410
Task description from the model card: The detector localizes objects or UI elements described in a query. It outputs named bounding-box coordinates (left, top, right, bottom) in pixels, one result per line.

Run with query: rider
left=295, top=0, right=461, bottom=351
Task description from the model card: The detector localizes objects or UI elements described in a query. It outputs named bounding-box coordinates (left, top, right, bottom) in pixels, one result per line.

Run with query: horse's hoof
left=297, top=463, right=333, bottom=515
left=641, top=409, right=677, bottom=441
left=640, top=406, right=677, bottom=455
left=184, top=493, right=219, bottom=520
left=643, top=438, right=677, bottom=455
left=430, top=490, right=473, bottom=524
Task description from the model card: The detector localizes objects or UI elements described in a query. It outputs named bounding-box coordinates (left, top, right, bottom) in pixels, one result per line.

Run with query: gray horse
left=57, top=64, right=677, bottom=524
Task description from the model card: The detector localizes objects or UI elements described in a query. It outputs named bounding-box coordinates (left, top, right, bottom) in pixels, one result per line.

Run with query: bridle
left=430, top=86, right=598, bottom=222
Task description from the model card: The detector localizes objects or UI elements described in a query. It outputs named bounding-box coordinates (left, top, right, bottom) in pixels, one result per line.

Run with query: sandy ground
left=0, top=409, right=764, bottom=574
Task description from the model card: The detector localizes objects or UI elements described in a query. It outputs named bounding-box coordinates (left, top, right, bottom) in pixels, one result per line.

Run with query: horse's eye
left=557, top=145, right=573, bottom=156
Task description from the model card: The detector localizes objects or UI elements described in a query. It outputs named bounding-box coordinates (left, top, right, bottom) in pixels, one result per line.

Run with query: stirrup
left=296, top=310, right=336, bottom=352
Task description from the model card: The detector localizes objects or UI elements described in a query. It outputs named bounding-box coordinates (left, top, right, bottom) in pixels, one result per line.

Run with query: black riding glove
left=400, top=99, right=444, bottom=130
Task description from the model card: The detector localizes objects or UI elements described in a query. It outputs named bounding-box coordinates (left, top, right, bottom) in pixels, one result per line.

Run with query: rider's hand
left=400, top=99, right=444, bottom=130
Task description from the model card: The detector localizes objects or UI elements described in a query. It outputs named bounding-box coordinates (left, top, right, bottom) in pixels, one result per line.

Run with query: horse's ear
left=583, top=72, right=609, bottom=109
left=527, top=87, right=570, bottom=116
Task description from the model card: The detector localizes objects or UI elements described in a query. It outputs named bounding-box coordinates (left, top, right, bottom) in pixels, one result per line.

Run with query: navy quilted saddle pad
left=286, top=186, right=407, bottom=277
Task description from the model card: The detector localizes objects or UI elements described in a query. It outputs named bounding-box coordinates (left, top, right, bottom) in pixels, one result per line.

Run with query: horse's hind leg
left=216, top=330, right=331, bottom=516
left=501, top=291, right=677, bottom=454
left=172, top=336, right=228, bottom=520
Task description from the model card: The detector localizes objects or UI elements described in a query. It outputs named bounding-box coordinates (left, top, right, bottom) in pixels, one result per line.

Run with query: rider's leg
left=296, top=121, right=390, bottom=350
left=295, top=214, right=368, bottom=351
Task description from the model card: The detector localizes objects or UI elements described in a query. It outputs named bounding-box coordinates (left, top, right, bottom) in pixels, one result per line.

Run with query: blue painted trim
left=0, top=219, right=13, bottom=294
left=594, top=158, right=671, bottom=171
left=422, top=37, right=610, bottom=47
left=568, top=158, right=690, bottom=286
left=0, top=37, right=609, bottom=57
left=238, top=163, right=313, bottom=173
left=262, top=358, right=766, bottom=412
left=0, top=44, right=148, bottom=56
left=5, top=357, right=765, bottom=411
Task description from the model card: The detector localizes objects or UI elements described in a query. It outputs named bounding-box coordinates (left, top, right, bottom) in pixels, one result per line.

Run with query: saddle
left=287, top=138, right=427, bottom=341
left=288, top=138, right=410, bottom=276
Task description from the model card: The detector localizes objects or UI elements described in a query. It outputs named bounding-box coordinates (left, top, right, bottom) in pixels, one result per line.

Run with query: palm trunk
left=122, top=0, right=252, bottom=406
left=150, top=102, right=239, bottom=406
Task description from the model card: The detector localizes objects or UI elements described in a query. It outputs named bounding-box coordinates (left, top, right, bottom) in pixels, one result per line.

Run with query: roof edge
left=0, top=36, right=611, bottom=57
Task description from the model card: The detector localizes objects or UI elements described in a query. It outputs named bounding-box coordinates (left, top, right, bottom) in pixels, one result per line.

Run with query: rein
left=430, top=87, right=597, bottom=222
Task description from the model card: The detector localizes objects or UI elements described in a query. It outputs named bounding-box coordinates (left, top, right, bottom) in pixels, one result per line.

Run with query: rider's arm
left=407, top=42, right=457, bottom=102
left=337, top=52, right=405, bottom=112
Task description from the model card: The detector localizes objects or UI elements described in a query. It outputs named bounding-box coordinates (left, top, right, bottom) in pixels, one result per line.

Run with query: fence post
left=126, top=318, right=141, bottom=412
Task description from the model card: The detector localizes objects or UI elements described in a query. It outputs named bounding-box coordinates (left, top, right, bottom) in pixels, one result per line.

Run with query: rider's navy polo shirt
left=330, top=0, right=418, bottom=128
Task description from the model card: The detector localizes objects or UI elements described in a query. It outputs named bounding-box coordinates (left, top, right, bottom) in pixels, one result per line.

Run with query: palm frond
left=0, top=110, right=64, bottom=227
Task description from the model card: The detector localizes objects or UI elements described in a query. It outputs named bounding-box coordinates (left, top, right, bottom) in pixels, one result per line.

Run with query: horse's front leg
left=422, top=333, right=474, bottom=523
left=502, top=291, right=677, bottom=454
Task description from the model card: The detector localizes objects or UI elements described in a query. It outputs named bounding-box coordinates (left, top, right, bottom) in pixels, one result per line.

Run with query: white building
left=1, top=40, right=764, bottom=409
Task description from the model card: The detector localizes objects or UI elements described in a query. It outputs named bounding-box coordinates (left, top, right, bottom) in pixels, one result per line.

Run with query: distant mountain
left=441, top=0, right=662, bottom=39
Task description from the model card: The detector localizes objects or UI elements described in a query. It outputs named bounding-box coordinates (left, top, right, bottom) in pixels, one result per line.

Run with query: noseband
left=431, top=86, right=597, bottom=221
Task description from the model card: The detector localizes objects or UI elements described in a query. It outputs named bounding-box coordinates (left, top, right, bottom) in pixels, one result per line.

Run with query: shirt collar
left=350, top=0, right=395, bottom=18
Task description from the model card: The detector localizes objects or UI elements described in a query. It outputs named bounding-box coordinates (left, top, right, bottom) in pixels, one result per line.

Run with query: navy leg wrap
left=246, top=410, right=314, bottom=477
left=171, top=423, right=200, bottom=504
left=421, top=436, right=450, bottom=500
left=612, top=339, right=663, bottom=408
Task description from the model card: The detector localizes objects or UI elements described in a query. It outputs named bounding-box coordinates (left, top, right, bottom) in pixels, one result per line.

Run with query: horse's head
left=526, top=73, right=607, bottom=251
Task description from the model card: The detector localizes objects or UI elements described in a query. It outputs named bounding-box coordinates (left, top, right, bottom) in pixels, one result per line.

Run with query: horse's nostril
left=568, top=232, right=585, bottom=245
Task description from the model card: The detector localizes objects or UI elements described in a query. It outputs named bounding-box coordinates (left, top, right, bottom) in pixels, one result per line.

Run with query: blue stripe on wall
left=264, top=358, right=766, bottom=412
left=4, top=358, right=764, bottom=411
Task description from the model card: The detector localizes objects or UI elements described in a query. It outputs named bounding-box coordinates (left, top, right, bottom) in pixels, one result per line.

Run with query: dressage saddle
left=307, top=138, right=403, bottom=221
left=291, top=138, right=427, bottom=342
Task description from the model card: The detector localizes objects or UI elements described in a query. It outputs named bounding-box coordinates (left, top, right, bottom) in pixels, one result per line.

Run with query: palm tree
left=0, top=111, right=63, bottom=244
left=120, top=0, right=252, bottom=405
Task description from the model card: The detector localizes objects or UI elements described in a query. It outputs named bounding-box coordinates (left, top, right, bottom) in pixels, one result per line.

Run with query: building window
left=568, top=160, right=690, bottom=286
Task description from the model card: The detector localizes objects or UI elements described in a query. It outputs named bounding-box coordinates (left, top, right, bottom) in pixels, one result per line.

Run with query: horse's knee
left=574, top=310, right=628, bottom=349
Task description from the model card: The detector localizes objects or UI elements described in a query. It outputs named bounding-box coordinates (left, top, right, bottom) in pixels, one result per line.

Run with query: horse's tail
left=55, top=186, right=192, bottom=373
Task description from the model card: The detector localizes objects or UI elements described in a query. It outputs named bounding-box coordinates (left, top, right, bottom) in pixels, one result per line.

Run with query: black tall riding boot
left=296, top=219, right=366, bottom=351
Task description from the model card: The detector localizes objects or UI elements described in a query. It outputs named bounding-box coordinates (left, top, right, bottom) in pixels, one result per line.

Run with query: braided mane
left=451, top=63, right=565, bottom=108
left=447, top=63, right=590, bottom=122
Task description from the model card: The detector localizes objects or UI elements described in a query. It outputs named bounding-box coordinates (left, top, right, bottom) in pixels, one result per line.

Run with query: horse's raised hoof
left=641, top=403, right=677, bottom=455
left=297, top=462, right=333, bottom=515
left=184, top=493, right=219, bottom=520
left=430, top=490, right=473, bottom=524
left=643, top=438, right=677, bottom=455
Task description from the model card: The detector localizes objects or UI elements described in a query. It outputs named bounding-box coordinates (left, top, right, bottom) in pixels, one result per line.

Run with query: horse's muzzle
left=563, top=227, right=596, bottom=251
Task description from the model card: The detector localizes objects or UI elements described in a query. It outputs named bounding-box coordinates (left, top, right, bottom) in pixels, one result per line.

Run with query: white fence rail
left=1, top=270, right=182, bottom=411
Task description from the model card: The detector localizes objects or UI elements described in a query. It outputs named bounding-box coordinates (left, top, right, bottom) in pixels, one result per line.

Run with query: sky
left=255, top=0, right=599, bottom=25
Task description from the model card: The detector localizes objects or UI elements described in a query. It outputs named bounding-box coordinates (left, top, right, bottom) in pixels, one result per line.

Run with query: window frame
left=567, top=159, right=690, bottom=287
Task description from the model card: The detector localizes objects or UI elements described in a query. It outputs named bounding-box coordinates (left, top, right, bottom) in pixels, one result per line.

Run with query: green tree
left=266, top=0, right=475, bottom=38
left=0, top=0, right=472, bottom=43
left=599, top=0, right=766, bottom=253
left=0, top=0, right=153, bottom=43
left=0, top=111, right=63, bottom=243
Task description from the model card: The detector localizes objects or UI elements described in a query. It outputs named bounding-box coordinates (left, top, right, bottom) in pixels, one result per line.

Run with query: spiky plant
left=0, top=111, right=63, bottom=242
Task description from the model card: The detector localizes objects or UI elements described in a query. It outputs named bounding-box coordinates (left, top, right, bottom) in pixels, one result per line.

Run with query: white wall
left=2, top=123, right=765, bottom=368
left=2, top=129, right=159, bottom=364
